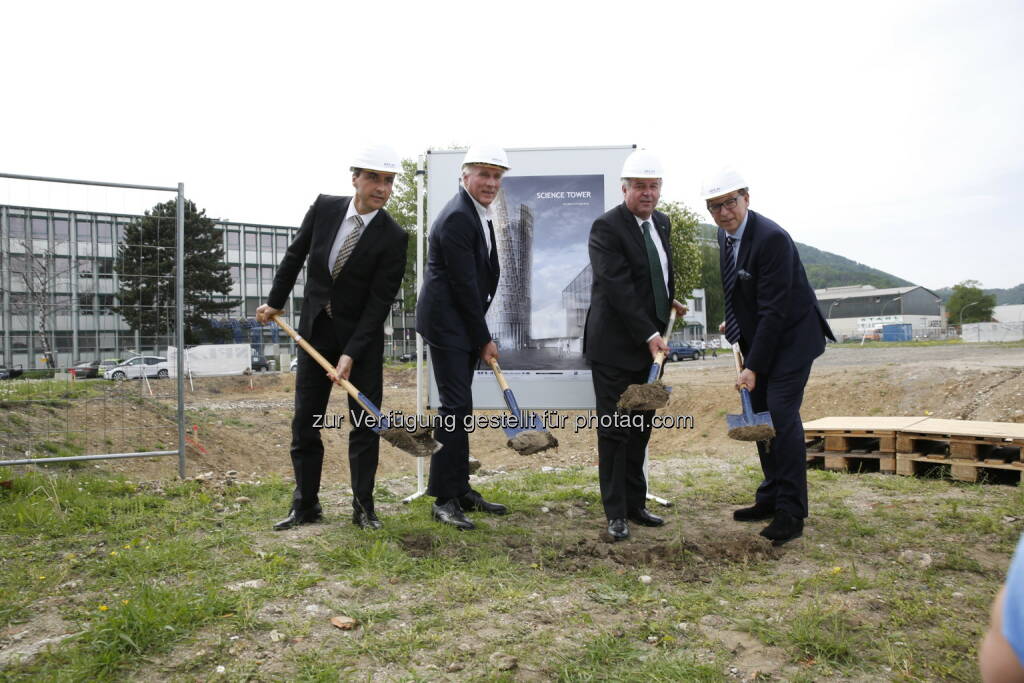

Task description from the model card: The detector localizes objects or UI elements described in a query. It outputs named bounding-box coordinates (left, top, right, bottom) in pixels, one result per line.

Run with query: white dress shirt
left=327, top=202, right=379, bottom=270
left=466, top=190, right=494, bottom=254
left=633, top=213, right=670, bottom=342
left=634, top=213, right=669, bottom=290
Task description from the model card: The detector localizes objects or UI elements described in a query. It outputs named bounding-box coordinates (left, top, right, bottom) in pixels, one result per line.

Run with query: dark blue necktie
left=722, top=235, right=741, bottom=344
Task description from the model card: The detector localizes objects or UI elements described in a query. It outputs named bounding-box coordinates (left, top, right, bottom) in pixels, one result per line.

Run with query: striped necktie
left=325, top=214, right=365, bottom=318
left=722, top=235, right=741, bottom=344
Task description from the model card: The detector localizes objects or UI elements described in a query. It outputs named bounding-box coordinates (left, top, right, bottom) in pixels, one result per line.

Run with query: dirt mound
left=6, top=346, right=1024, bottom=487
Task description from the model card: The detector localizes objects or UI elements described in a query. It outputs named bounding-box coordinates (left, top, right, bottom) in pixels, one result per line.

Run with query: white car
left=104, top=356, right=169, bottom=380
left=289, top=357, right=298, bottom=372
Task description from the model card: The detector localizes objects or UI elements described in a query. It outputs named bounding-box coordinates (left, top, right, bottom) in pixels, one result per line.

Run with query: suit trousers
left=591, top=360, right=654, bottom=519
left=426, top=344, right=478, bottom=501
left=289, top=311, right=382, bottom=513
left=749, top=361, right=813, bottom=518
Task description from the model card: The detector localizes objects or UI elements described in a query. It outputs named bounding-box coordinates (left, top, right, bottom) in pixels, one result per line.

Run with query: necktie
left=487, top=219, right=499, bottom=273
left=325, top=214, right=365, bottom=317
left=642, top=220, right=668, bottom=325
left=722, top=235, right=741, bottom=344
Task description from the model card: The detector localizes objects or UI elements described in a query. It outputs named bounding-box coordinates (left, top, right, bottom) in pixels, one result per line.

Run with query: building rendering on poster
left=424, top=145, right=634, bottom=409
left=485, top=174, right=603, bottom=370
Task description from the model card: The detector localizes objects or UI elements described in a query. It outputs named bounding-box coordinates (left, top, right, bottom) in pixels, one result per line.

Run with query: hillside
left=697, top=223, right=913, bottom=290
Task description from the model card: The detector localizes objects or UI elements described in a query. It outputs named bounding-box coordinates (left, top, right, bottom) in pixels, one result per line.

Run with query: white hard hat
left=620, top=149, right=664, bottom=179
left=462, top=144, right=510, bottom=170
left=350, top=143, right=402, bottom=175
left=700, top=166, right=748, bottom=200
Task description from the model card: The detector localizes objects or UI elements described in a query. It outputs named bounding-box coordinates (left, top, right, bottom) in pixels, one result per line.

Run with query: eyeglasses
left=707, top=195, right=742, bottom=214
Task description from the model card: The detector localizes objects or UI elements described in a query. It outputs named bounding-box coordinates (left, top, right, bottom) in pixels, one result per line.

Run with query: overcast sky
left=2, top=0, right=1020, bottom=289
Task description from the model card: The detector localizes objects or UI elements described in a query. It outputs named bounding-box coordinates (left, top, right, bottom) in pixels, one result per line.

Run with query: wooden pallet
left=808, top=450, right=897, bottom=474
left=804, top=417, right=929, bottom=454
left=804, top=417, right=926, bottom=474
left=896, top=418, right=1024, bottom=465
left=896, top=452, right=1024, bottom=483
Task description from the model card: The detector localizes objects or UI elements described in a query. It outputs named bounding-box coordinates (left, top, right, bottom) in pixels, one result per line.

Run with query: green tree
left=386, top=158, right=422, bottom=311
left=946, top=280, right=995, bottom=325
left=114, top=199, right=238, bottom=345
left=698, top=243, right=724, bottom=334
left=659, top=198, right=703, bottom=308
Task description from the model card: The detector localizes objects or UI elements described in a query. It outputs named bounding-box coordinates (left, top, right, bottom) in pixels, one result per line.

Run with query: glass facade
left=1, top=201, right=423, bottom=368
left=1, top=203, right=313, bottom=369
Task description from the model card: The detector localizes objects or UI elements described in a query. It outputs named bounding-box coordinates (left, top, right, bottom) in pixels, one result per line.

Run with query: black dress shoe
left=432, top=499, right=475, bottom=530
left=459, top=489, right=508, bottom=515
left=759, top=511, right=803, bottom=546
left=352, top=506, right=383, bottom=530
left=607, top=518, right=629, bottom=541
left=352, top=500, right=382, bottom=530
left=628, top=508, right=665, bottom=527
left=273, top=506, right=323, bottom=531
left=733, top=502, right=776, bottom=522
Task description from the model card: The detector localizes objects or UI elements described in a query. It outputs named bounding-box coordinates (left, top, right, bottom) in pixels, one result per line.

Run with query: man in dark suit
left=703, top=167, right=835, bottom=545
left=256, top=144, right=408, bottom=531
left=584, top=149, right=687, bottom=541
left=416, top=144, right=510, bottom=530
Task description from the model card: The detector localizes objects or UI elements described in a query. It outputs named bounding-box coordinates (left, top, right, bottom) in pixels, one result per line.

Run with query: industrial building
left=814, top=285, right=947, bottom=341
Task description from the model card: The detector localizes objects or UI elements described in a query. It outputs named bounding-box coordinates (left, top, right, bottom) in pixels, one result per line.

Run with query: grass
left=0, top=457, right=1017, bottom=681
left=0, top=378, right=106, bottom=406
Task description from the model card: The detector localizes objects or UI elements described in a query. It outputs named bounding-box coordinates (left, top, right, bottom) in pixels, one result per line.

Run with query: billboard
left=424, top=145, right=634, bottom=409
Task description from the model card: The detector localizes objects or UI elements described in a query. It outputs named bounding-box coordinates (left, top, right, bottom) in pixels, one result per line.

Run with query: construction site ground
left=3, top=342, right=1024, bottom=680
left=68, top=342, right=1024, bottom=486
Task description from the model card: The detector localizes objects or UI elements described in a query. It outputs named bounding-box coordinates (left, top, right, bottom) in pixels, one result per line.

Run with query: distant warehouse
left=815, top=285, right=946, bottom=342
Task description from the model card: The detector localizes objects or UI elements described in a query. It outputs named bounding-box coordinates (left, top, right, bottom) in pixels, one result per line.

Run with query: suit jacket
left=416, top=187, right=500, bottom=352
left=719, top=210, right=834, bottom=377
left=267, top=194, right=408, bottom=362
left=584, top=202, right=675, bottom=372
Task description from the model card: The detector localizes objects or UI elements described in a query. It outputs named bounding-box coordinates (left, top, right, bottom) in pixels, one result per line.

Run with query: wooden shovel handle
left=487, top=358, right=512, bottom=392
left=271, top=313, right=362, bottom=405
left=651, top=309, right=678, bottom=367
left=731, top=343, right=745, bottom=377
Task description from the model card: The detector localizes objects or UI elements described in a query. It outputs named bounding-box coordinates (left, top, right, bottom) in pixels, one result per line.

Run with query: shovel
left=487, top=358, right=558, bottom=455
left=616, top=309, right=677, bottom=412
left=726, top=343, right=775, bottom=441
left=271, top=314, right=440, bottom=457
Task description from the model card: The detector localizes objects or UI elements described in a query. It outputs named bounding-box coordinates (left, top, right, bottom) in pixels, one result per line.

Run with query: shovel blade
left=500, top=410, right=542, bottom=439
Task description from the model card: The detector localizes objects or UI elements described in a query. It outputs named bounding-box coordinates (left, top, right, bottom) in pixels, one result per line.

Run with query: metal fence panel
left=0, top=174, right=185, bottom=476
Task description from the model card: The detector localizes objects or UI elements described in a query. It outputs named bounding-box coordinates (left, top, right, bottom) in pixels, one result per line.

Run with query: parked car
left=251, top=349, right=270, bottom=372
left=397, top=351, right=425, bottom=363
left=70, top=359, right=101, bottom=379
left=104, top=356, right=169, bottom=380
left=289, top=357, right=298, bottom=372
left=0, top=365, right=24, bottom=380
left=666, top=342, right=701, bottom=362
left=97, top=357, right=125, bottom=374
